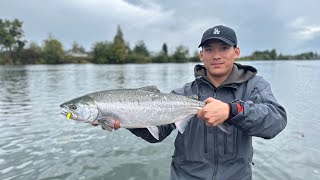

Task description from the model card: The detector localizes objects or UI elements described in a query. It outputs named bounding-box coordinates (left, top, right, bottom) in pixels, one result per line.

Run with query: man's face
left=200, top=39, right=240, bottom=79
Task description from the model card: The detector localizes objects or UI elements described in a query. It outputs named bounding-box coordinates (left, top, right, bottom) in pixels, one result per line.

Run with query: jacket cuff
left=226, top=102, right=243, bottom=123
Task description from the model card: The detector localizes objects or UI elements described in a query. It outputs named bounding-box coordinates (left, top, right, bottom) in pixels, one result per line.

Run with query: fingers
left=198, top=97, right=214, bottom=118
left=198, top=97, right=227, bottom=127
left=204, top=97, right=215, bottom=104
left=197, top=109, right=204, bottom=119
left=198, top=98, right=213, bottom=119
left=205, top=121, right=220, bottom=127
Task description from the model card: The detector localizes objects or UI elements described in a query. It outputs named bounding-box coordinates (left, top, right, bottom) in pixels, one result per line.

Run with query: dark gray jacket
left=129, top=63, right=287, bottom=180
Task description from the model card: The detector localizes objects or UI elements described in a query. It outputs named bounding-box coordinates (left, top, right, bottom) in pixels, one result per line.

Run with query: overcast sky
left=1, top=0, right=320, bottom=56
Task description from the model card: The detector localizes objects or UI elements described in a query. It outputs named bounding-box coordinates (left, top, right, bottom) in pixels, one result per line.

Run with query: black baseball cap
left=198, top=25, right=237, bottom=48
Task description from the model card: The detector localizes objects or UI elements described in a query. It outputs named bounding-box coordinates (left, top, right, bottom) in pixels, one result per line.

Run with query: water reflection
left=0, top=66, right=31, bottom=114
left=99, top=163, right=158, bottom=180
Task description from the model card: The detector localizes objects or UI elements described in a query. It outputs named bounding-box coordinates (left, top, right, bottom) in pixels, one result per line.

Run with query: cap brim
left=198, top=37, right=235, bottom=48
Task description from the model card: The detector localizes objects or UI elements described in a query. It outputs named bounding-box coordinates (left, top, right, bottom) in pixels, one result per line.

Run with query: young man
left=129, top=25, right=287, bottom=180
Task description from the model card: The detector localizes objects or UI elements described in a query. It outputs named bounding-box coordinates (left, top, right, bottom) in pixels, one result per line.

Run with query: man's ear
left=199, top=50, right=203, bottom=61
left=234, top=47, right=240, bottom=58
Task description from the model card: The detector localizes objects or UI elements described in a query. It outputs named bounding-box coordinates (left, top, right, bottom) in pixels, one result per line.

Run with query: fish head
left=60, top=95, right=99, bottom=123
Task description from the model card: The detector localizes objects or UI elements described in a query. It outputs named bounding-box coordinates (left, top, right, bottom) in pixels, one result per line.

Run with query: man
left=128, top=25, right=287, bottom=180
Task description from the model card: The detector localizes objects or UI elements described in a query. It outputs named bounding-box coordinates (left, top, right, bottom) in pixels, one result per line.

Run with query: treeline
left=0, top=18, right=199, bottom=65
left=1, top=18, right=319, bottom=65
left=238, top=49, right=320, bottom=60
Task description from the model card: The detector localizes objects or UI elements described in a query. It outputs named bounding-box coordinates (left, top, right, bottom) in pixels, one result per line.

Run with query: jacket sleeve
left=227, top=77, right=287, bottom=139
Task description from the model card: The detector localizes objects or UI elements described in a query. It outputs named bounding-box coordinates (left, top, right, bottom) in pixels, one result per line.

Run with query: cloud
left=1, top=0, right=320, bottom=55
left=61, top=0, right=175, bottom=51
left=289, top=17, right=320, bottom=40
left=67, top=0, right=174, bottom=28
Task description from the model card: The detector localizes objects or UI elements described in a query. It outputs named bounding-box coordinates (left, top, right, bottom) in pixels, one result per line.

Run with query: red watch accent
left=236, top=103, right=243, bottom=113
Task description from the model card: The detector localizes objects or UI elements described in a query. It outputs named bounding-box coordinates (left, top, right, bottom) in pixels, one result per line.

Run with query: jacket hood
left=194, top=63, right=257, bottom=87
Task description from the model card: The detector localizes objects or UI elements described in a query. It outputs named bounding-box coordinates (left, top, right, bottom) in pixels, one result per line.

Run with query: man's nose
left=212, top=51, right=221, bottom=59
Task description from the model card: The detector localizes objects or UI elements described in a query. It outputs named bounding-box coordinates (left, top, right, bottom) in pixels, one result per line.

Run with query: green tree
left=112, top=25, right=126, bottom=63
left=0, top=18, right=26, bottom=64
left=133, top=40, right=149, bottom=56
left=42, top=35, right=64, bottom=64
left=152, top=43, right=169, bottom=63
left=0, top=19, right=6, bottom=52
left=162, top=43, right=168, bottom=56
left=92, top=41, right=114, bottom=64
left=126, top=40, right=151, bottom=63
left=294, top=52, right=316, bottom=60
left=270, top=49, right=277, bottom=60
left=172, top=45, right=189, bottom=63
left=189, top=50, right=200, bottom=62
left=17, top=42, right=42, bottom=64
left=71, top=41, right=85, bottom=53
left=251, top=49, right=278, bottom=60
left=0, top=19, right=25, bottom=53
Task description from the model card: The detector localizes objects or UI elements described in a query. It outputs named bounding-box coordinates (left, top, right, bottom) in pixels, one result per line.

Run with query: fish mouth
left=60, top=105, right=79, bottom=121
left=60, top=105, right=92, bottom=123
left=60, top=107, right=76, bottom=119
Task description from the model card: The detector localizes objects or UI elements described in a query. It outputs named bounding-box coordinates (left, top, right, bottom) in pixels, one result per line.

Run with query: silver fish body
left=60, top=86, right=229, bottom=139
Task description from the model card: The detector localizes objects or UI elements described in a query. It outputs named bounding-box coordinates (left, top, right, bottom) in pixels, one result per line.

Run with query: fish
left=60, top=86, right=230, bottom=140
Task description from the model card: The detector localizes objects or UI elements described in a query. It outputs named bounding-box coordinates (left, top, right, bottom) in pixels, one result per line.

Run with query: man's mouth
left=211, top=62, right=223, bottom=66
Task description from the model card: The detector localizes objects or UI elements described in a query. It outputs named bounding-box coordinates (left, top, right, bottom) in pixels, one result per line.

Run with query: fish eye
left=69, top=104, right=77, bottom=110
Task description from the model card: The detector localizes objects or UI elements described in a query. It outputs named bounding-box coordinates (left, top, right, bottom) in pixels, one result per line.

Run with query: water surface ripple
left=0, top=62, right=319, bottom=179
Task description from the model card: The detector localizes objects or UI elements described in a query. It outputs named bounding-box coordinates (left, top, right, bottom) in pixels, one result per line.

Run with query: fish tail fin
left=218, top=123, right=231, bottom=134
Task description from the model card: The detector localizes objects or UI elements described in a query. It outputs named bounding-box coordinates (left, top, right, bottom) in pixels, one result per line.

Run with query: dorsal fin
left=187, top=94, right=199, bottom=100
left=138, top=86, right=161, bottom=93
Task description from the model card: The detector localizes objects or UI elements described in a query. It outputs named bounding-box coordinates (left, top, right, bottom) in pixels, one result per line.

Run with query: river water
left=0, top=61, right=320, bottom=180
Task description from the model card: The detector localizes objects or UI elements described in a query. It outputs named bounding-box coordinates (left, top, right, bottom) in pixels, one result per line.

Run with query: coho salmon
left=60, top=86, right=230, bottom=140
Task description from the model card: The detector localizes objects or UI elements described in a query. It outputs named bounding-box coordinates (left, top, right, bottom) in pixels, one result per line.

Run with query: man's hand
left=197, top=97, right=230, bottom=126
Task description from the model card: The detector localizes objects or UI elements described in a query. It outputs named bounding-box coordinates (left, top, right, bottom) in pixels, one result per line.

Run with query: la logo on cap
left=213, top=28, right=220, bottom=34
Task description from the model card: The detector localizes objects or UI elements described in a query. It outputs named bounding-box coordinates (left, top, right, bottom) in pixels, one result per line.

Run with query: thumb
left=204, top=97, right=215, bottom=104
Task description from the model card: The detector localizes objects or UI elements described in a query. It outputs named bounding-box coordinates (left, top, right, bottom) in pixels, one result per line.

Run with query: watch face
left=231, top=103, right=239, bottom=117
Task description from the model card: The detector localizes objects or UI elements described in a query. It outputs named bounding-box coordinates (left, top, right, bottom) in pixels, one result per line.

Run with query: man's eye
left=221, top=46, right=230, bottom=51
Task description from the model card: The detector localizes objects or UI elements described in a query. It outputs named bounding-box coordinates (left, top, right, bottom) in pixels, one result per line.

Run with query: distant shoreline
left=1, top=18, right=319, bottom=65
left=1, top=59, right=319, bottom=66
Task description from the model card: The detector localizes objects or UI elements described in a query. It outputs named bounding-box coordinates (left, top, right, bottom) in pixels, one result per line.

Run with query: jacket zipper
left=224, top=133, right=227, bottom=154
left=198, top=79, right=215, bottom=154
left=204, top=122, right=208, bottom=153
left=196, top=78, right=241, bottom=179
left=198, top=78, right=220, bottom=179
left=212, top=90, right=218, bottom=180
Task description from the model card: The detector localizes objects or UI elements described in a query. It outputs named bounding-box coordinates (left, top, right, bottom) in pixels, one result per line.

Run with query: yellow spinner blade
left=66, top=112, right=71, bottom=119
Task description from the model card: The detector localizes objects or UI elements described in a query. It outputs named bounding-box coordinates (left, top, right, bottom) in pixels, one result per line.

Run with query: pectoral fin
left=99, top=119, right=113, bottom=132
left=174, top=115, right=193, bottom=134
left=97, top=115, right=120, bottom=132
left=147, top=126, right=159, bottom=140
